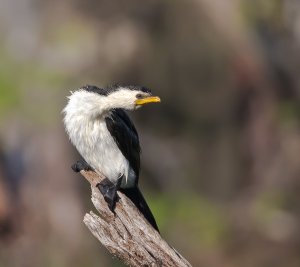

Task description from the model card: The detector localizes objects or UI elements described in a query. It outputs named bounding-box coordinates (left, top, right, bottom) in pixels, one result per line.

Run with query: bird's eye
left=136, top=93, right=144, bottom=99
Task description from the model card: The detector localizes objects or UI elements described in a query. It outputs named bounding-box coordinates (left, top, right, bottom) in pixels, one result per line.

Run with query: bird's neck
left=66, top=94, right=115, bottom=121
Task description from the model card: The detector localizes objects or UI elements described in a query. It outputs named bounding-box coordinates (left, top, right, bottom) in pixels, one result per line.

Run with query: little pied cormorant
left=63, top=84, right=161, bottom=231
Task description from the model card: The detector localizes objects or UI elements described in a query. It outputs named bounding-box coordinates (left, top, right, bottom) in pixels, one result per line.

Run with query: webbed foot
left=71, top=160, right=93, bottom=173
left=96, top=175, right=123, bottom=211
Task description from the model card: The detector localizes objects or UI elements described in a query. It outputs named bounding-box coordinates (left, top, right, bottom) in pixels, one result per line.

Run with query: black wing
left=105, top=109, right=159, bottom=231
left=105, top=109, right=141, bottom=180
left=119, top=186, right=159, bottom=231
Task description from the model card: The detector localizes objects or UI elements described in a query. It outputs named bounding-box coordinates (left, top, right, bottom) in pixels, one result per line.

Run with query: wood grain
left=80, top=170, right=192, bottom=267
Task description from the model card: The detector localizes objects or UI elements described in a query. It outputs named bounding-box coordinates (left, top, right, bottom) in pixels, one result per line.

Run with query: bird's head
left=64, top=85, right=161, bottom=119
left=81, top=84, right=160, bottom=109
left=106, top=85, right=161, bottom=110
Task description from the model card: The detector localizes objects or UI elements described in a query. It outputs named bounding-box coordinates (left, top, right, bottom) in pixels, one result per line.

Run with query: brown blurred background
left=1, top=0, right=300, bottom=266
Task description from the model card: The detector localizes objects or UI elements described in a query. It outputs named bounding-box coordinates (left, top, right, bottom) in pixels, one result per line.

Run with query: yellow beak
left=135, top=96, right=161, bottom=105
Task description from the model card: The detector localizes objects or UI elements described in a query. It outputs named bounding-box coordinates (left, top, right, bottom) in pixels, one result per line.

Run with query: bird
left=63, top=84, right=161, bottom=231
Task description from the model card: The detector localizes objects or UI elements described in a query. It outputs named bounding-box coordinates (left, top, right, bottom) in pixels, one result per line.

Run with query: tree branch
left=79, top=170, right=192, bottom=267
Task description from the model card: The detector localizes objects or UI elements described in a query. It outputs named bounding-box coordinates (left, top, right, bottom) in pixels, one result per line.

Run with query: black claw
left=96, top=176, right=123, bottom=212
left=71, top=160, right=93, bottom=173
left=117, top=174, right=123, bottom=188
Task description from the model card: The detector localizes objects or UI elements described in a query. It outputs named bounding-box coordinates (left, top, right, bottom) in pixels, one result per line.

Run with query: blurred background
left=0, top=0, right=300, bottom=266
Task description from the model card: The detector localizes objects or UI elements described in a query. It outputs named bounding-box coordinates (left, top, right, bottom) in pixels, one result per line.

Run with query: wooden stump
left=80, top=170, right=192, bottom=267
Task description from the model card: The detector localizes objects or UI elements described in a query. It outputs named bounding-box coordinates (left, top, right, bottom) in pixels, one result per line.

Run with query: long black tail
left=120, top=187, right=159, bottom=232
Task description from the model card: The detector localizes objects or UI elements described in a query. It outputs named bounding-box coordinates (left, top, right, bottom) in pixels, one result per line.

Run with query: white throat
left=63, top=90, right=137, bottom=188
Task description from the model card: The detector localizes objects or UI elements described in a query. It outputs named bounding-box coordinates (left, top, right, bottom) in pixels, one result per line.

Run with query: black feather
left=120, top=187, right=159, bottom=232
left=80, top=85, right=109, bottom=95
left=81, top=84, right=152, bottom=96
left=105, top=109, right=159, bottom=231
left=105, top=109, right=141, bottom=180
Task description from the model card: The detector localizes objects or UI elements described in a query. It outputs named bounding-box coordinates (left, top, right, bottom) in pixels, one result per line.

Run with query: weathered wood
left=80, top=170, right=192, bottom=267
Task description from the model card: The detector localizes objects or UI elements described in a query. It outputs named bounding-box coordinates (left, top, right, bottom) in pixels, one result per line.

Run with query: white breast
left=63, top=90, right=137, bottom=188
left=72, top=119, right=132, bottom=185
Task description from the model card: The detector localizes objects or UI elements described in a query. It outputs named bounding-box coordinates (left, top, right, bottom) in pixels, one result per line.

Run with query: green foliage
left=149, top=192, right=229, bottom=248
left=253, top=191, right=289, bottom=224
left=278, top=100, right=300, bottom=127
left=0, top=46, right=66, bottom=123
left=0, top=51, right=21, bottom=116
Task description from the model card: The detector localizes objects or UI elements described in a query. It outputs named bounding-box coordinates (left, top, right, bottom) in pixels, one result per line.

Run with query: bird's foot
left=71, top=160, right=93, bottom=173
left=96, top=175, right=123, bottom=212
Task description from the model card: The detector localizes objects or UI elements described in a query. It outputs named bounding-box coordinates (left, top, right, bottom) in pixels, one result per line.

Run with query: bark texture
left=80, top=170, right=192, bottom=267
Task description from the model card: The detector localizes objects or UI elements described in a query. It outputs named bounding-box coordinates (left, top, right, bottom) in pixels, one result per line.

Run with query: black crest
left=81, top=85, right=110, bottom=96
left=81, top=84, right=152, bottom=96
